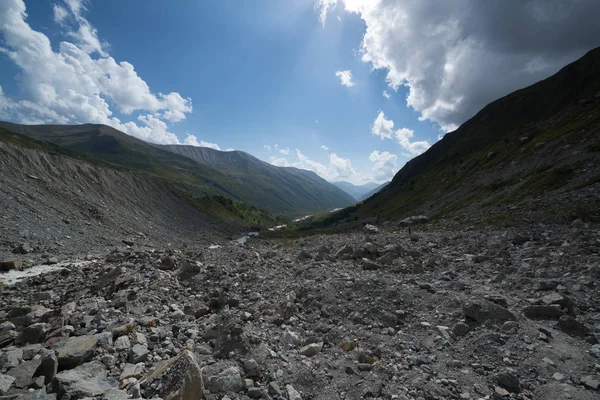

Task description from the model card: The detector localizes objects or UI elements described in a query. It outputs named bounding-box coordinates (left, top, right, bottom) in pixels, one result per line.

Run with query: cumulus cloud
left=183, top=134, right=220, bottom=150
left=321, top=145, right=329, bottom=150
left=371, top=111, right=430, bottom=156
left=270, top=149, right=356, bottom=181
left=369, top=150, right=397, bottom=181
left=335, top=70, right=355, bottom=87
left=316, top=0, right=600, bottom=131
left=0, top=0, right=192, bottom=144
left=279, top=147, right=290, bottom=155
left=382, top=90, right=391, bottom=99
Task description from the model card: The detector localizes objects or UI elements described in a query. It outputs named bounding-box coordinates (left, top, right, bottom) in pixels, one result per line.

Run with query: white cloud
left=269, top=149, right=356, bottom=182
left=0, top=0, right=192, bottom=145
left=321, top=145, right=329, bottom=150
left=279, top=147, right=290, bottom=155
left=316, top=0, right=600, bottom=131
left=382, top=90, right=391, bottom=99
left=335, top=70, right=355, bottom=87
left=263, top=145, right=272, bottom=152
left=369, top=150, right=397, bottom=181
left=183, top=134, right=220, bottom=150
left=371, top=111, right=430, bottom=156
left=371, top=110, right=394, bottom=139
left=315, top=0, right=338, bottom=27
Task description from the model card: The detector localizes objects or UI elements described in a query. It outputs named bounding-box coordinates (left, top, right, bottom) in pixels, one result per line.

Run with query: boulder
left=299, top=342, right=323, bottom=357
left=6, top=358, right=41, bottom=388
left=398, top=215, right=429, bottom=226
left=463, top=300, right=516, bottom=323
left=15, top=323, right=48, bottom=345
left=205, top=366, right=242, bottom=393
left=557, top=316, right=589, bottom=338
left=0, top=348, right=23, bottom=369
left=141, top=350, right=204, bottom=400
left=55, top=334, right=99, bottom=369
left=363, top=224, right=379, bottom=234
left=0, top=374, right=15, bottom=395
left=54, top=361, right=114, bottom=398
left=0, top=259, right=22, bottom=271
left=524, top=305, right=565, bottom=320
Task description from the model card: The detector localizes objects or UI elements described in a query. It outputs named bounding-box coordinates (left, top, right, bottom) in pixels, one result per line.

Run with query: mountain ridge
left=0, top=122, right=355, bottom=215
left=314, top=46, right=600, bottom=227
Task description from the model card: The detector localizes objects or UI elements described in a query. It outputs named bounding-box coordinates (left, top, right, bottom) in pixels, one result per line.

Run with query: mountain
left=357, top=181, right=390, bottom=201
left=332, top=181, right=380, bottom=200
left=319, top=47, right=600, bottom=227
left=0, top=122, right=354, bottom=215
left=157, top=144, right=355, bottom=214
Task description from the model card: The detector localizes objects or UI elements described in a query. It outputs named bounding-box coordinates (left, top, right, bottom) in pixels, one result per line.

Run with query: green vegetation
left=0, top=122, right=354, bottom=217
left=0, top=126, right=286, bottom=228
left=304, top=48, right=600, bottom=227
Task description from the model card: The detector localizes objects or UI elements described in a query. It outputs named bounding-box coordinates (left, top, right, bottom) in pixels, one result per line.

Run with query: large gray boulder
left=54, top=335, right=99, bottom=369
left=54, top=361, right=115, bottom=398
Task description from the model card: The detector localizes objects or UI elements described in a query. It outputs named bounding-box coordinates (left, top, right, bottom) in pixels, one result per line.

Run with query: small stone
left=114, top=335, right=131, bottom=350
left=552, top=372, right=565, bottom=381
left=286, top=384, right=302, bottom=400
left=128, top=344, right=149, bottom=363
left=299, top=342, right=323, bottom=357
left=501, top=321, right=518, bottom=332
left=452, top=322, right=470, bottom=337
left=120, top=363, right=145, bottom=380
left=495, top=370, right=520, bottom=393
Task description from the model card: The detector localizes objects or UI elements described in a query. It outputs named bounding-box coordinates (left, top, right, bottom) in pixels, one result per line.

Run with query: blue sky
left=1, top=0, right=598, bottom=184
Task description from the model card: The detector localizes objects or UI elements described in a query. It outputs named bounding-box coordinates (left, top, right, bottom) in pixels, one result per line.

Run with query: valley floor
left=0, top=224, right=599, bottom=399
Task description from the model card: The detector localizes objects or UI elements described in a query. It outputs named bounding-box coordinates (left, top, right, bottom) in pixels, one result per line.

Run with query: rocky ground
left=0, top=222, right=599, bottom=400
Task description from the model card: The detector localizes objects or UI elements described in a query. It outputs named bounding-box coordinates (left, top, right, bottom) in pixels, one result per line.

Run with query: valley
left=0, top=6, right=599, bottom=400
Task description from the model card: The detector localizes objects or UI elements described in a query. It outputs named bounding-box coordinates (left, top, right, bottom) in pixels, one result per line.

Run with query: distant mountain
left=157, top=144, right=356, bottom=214
left=332, top=181, right=380, bottom=200
left=358, top=181, right=389, bottom=201
left=320, top=47, right=600, bottom=226
left=0, top=122, right=355, bottom=215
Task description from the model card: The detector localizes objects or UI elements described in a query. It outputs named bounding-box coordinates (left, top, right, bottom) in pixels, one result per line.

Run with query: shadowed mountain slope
left=319, top=47, right=600, bottom=227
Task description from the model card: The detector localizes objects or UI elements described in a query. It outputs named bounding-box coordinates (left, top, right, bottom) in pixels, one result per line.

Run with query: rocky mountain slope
left=0, top=223, right=599, bottom=399
left=331, top=181, right=380, bottom=201
left=0, top=122, right=354, bottom=216
left=0, top=128, right=269, bottom=261
left=326, top=47, right=600, bottom=227
left=159, top=144, right=355, bottom=214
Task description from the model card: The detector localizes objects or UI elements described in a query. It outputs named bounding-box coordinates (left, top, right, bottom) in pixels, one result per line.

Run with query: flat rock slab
left=54, top=335, right=99, bottom=369
left=54, top=361, right=114, bottom=398
left=6, top=358, right=41, bottom=388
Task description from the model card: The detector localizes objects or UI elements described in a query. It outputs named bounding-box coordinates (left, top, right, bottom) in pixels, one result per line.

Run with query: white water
left=0, top=260, right=90, bottom=286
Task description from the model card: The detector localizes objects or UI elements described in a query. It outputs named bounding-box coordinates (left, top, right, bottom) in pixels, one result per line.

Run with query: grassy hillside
left=0, top=127, right=282, bottom=227
left=0, top=122, right=353, bottom=215
left=159, top=144, right=356, bottom=214
left=313, top=47, right=600, bottom=227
